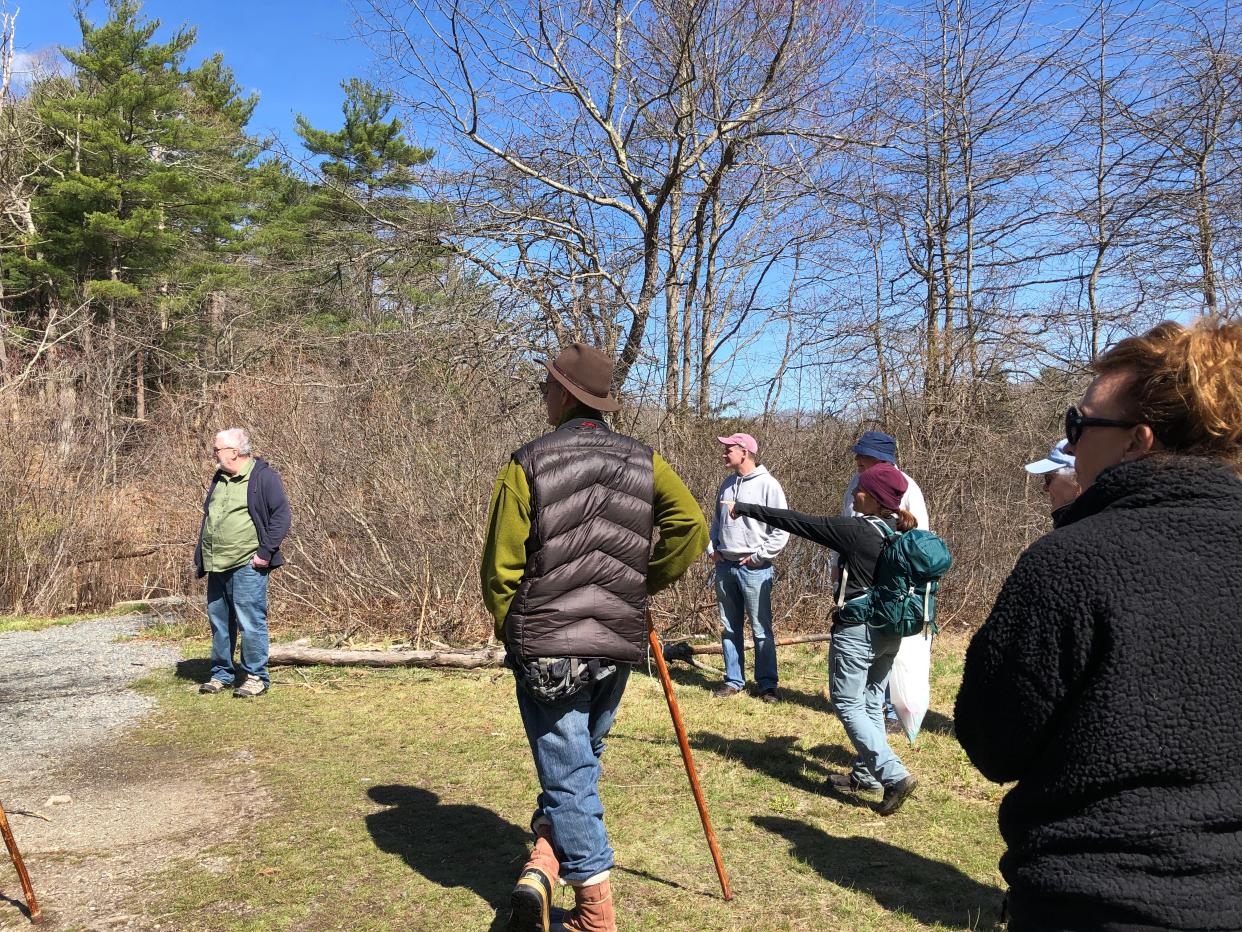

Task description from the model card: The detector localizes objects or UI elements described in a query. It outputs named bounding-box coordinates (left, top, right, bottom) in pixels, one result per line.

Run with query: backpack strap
left=862, top=515, right=895, bottom=539
left=837, top=517, right=895, bottom=609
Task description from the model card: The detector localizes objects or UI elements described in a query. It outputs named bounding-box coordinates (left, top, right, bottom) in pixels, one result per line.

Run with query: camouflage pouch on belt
left=508, top=654, right=617, bottom=703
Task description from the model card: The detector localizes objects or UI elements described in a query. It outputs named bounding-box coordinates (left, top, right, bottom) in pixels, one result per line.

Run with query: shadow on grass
left=690, top=732, right=868, bottom=806
left=174, top=658, right=211, bottom=683
left=650, top=656, right=838, bottom=714
left=642, top=662, right=719, bottom=693
left=922, top=708, right=955, bottom=736
left=365, top=785, right=529, bottom=916
left=754, top=815, right=1005, bottom=930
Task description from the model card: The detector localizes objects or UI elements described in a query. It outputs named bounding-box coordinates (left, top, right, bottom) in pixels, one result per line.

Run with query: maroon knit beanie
left=857, top=462, right=909, bottom=513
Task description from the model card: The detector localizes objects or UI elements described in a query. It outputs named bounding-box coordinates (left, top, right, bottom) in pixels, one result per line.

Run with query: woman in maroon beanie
left=726, top=462, right=920, bottom=815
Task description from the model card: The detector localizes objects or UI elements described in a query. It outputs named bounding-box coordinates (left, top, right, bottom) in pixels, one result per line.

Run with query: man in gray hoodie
left=709, top=433, right=790, bottom=702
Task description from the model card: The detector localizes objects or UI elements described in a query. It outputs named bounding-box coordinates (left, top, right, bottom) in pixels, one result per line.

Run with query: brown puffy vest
left=505, top=417, right=655, bottom=664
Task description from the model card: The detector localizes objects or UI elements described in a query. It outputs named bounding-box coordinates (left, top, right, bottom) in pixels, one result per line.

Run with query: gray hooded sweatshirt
left=709, top=465, right=790, bottom=567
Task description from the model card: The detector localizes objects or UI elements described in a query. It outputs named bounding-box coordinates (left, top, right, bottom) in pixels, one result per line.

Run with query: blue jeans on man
left=206, top=561, right=271, bottom=686
left=828, top=621, right=909, bottom=789
left=716, top=560, right=776, bottom=692
left=515, top=665, right=630, bottom=883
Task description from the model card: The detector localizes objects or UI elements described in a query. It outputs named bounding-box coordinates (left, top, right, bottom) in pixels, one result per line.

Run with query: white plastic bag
left=888, top=632, right=932, bottom=744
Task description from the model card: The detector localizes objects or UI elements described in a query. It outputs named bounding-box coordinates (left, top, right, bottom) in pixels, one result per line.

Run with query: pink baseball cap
left=717, top=432, right=758, bottom=454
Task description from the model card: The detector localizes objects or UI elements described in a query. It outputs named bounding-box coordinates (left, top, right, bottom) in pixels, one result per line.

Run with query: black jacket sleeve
left=954, top=535, right=1099, bottom=783
left=732, top=503, right=864, bottom=555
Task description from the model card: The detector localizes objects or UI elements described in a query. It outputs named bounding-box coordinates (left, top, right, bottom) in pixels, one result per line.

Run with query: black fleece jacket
left=955, top=456, right=1242, bottom=932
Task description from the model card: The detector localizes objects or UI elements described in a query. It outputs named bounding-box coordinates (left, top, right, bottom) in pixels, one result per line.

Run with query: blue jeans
left=828, top=622, right=908, bottom=788
left=715, top=561, right=777, bottom=691
left=515, top=665, right=630, bottom=883
left=206, top=562, right=271, bottom=686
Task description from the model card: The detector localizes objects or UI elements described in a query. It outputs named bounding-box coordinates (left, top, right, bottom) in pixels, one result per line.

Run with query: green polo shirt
left=201, top=458, right=260, bottom=573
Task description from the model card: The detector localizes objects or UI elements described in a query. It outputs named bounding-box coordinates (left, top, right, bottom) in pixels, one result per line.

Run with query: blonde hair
left=1095, top=317, right=1242, bottom=465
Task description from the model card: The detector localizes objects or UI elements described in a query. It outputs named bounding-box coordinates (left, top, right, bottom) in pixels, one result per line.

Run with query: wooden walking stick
left=0, top=798, right=42, bottom=923
left=646, top=613, right=733, bottom=901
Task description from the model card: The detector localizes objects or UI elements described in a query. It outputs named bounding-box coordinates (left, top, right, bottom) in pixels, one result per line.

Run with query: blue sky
left=16, top=0, right=390, bottom=158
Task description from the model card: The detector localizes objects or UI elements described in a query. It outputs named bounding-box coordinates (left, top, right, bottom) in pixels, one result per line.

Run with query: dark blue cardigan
left=194, top=457, right=292, bottom=577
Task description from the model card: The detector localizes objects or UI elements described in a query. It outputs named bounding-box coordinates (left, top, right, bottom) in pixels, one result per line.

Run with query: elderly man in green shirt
left=483, top=343, right=707, bottom=932
left=194, top=428, right=291, bottom=698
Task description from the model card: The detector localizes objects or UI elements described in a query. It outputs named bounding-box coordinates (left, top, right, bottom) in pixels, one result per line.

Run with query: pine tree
left=294, top=79, right=438, bottom=326
left=9, top=0, right=258, bottom=416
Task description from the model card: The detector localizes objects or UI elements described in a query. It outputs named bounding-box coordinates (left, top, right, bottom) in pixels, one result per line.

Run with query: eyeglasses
left=1064, top=405, right=1139, bottom=445
left=212, top=446, right=235, bottom=454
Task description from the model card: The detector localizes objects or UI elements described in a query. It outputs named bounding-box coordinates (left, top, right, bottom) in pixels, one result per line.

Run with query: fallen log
left=268, top=644, right=505, bottom=669
left=267, top=632, right=832, bottom=671
left=662, top=632, right=832, bottom=664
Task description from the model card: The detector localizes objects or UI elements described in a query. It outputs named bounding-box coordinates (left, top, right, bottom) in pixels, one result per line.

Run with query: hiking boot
left=508, top=868, right=554, bottom=932
left=712, top=684, right=743, bottom=699
left=877, top=775, right=919, bottom=816
left=232, top=676, right=268, bottom=698
left=509, top=834, right=559, bottom=932
left=560, top=879, right=615, bottom=932
left=826, top=771, right=880, bottom=794
left=757, top=689, right=779, bottom=704
left=198, top=679, right=227, bottom=695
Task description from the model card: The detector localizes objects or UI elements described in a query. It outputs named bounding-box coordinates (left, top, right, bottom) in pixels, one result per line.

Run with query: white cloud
left=7, top=47, right=70, bottom=89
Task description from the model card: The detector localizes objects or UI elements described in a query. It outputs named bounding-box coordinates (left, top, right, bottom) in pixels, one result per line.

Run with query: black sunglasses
left=1064, top=405, right=1139, bottom=445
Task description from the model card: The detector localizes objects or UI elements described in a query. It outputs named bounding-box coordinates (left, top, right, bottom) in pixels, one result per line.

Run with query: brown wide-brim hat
left=542, top=343, right=621, bottom=412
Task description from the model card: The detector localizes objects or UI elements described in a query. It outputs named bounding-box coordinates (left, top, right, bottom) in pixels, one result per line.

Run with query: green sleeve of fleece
left=648, top=451, right=710, bottom=594
left=480, top=459, right=531, bottom=640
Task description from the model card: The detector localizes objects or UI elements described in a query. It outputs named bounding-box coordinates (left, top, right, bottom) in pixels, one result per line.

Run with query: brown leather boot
left=507, top=833, right=560, bottom=932
left=560, top=879, right=616, bottom=932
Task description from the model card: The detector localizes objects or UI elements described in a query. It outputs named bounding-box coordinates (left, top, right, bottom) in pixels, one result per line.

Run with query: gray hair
left=217, top=428, right=253, bottom=456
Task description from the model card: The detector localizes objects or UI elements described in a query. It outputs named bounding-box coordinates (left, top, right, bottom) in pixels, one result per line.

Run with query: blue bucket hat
left=851, top=430, right=898, bottom=464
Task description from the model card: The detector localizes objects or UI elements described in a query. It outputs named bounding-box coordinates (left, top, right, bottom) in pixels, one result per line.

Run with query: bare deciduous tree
left=360, top=0, right=866, bottom=411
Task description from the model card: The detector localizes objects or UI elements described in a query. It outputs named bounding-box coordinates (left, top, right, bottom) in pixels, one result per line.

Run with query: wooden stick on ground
left=0, top=798, right=42, bottom=923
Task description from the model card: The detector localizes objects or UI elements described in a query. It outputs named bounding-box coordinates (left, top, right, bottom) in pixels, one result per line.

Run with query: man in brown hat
left=482, top=343, right=708, bottom=932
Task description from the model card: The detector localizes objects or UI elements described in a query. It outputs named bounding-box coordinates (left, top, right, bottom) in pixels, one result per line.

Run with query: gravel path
left=0, top=616, right=181, bottom=787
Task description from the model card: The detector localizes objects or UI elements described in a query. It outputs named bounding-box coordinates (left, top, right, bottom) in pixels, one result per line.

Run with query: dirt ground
left=0, top=618, right=268, bottom=931
left=1, top=741, right=269, bottom=930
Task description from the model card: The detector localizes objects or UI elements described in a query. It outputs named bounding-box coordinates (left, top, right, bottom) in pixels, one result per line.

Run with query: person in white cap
left=708, top=433, right=789, bottom=702
left=1024, top=439, right=1080, bottom=522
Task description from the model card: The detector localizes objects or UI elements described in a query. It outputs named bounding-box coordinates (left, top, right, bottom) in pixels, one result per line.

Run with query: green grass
left=0, top=611, right=130, bottom=633
left=129, top=638, right=1007, bottom=931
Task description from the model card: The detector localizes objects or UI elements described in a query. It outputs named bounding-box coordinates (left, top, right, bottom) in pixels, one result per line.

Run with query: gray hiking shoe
left=827, top=771, right=881, bottom=794
left=232, top=676, right=268, bottom=698
left=198, top=679, right=227, bottom=695
left=877, top=775, right=919, bottom=816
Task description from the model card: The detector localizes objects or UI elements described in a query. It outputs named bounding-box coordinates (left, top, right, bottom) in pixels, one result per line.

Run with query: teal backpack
left=836, top=517, right=953, bottom=637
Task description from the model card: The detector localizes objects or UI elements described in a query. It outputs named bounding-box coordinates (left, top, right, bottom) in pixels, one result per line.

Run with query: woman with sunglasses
left=1023, top=440, right=1080, bottom=524
left=725, top=462, right=920, bottom=816
left=956, top=316, right=1242, bottom=932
